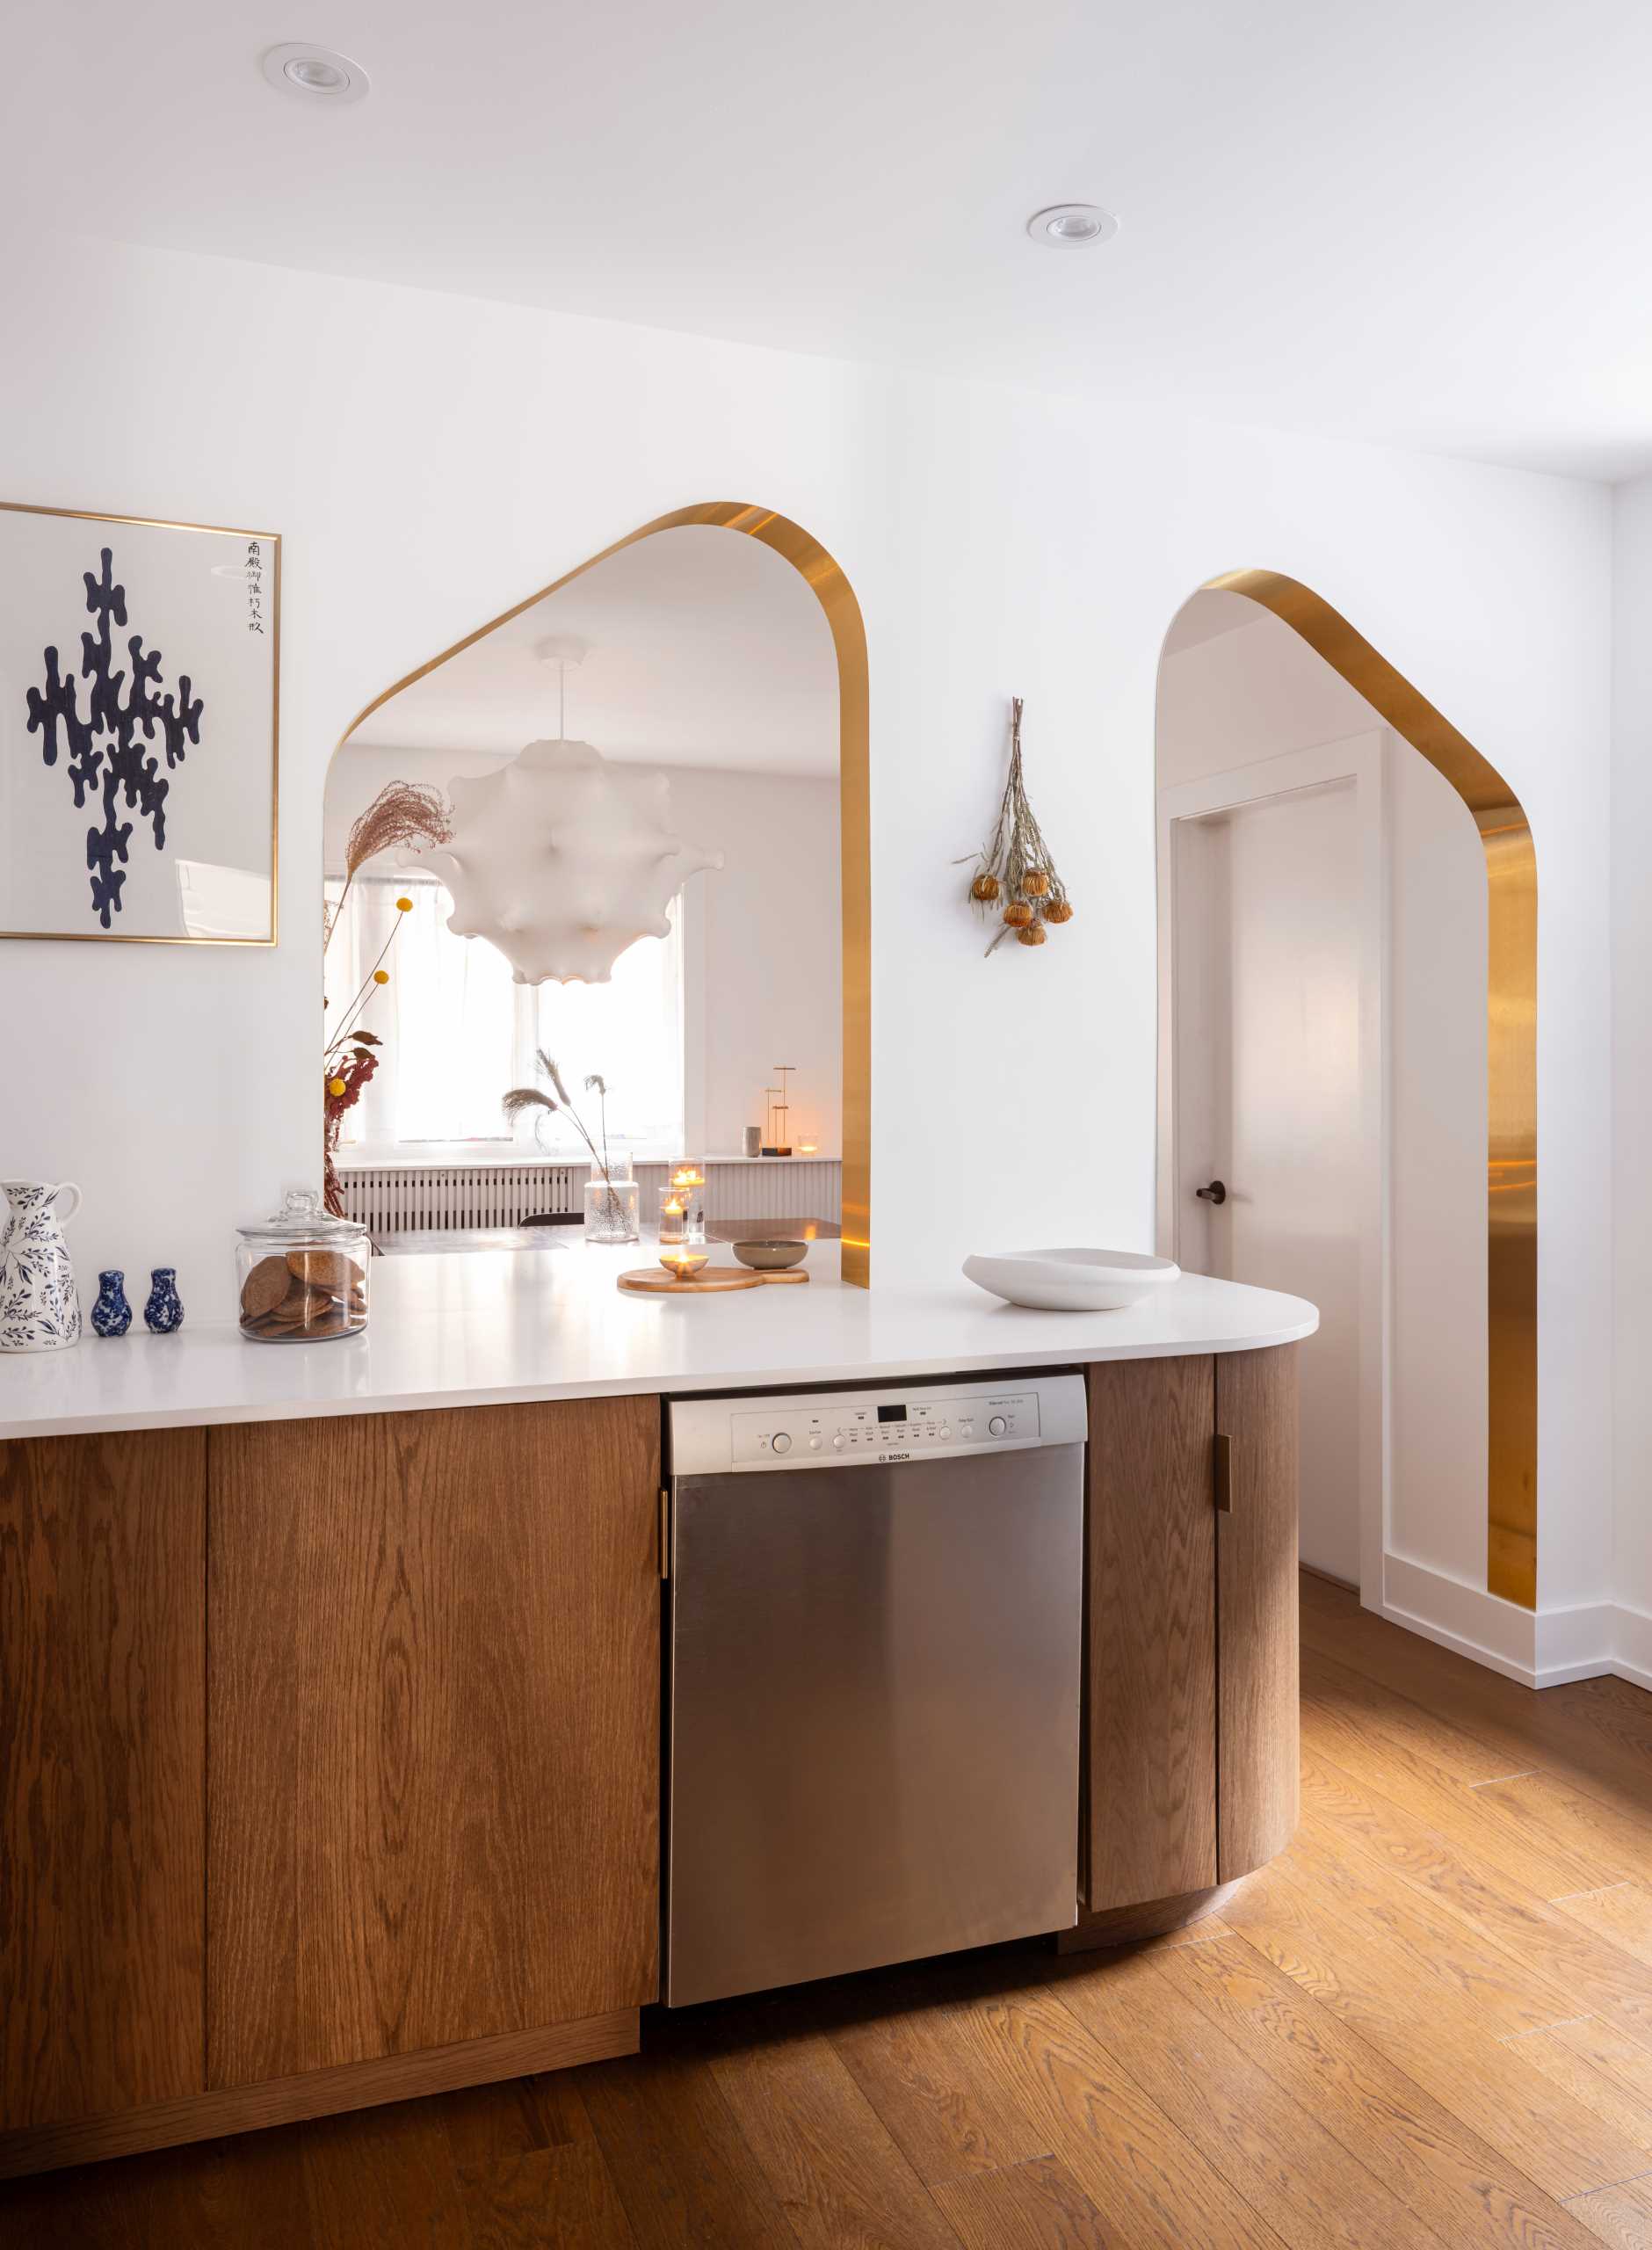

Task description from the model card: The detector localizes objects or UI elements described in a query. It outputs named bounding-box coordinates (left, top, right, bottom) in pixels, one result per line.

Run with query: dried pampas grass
left=324, top=781, right=454, bottom=948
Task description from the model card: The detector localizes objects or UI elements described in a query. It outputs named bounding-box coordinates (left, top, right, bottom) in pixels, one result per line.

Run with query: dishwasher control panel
left=732, top=1389, right=1041, bottom=1469
left=666, top=1368, right=1093, bottom=1476
left=670, top=1375, right=1088, bottom=1477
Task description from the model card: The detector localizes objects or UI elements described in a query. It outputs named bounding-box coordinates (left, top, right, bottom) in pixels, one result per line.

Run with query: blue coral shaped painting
left=2, top=504, right=278, bottom=944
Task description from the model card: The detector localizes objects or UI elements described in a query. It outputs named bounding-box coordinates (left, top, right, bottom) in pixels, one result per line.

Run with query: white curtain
left=323, top=874, right=684, bottom=1153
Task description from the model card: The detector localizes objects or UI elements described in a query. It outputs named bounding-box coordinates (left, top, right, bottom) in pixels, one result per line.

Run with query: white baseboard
left=1375, top=1554, right=1541, bottom=1686
left=1373, top=1552, right=1652, bottom=1691
left=1611, top=1601, right=1652, bottom=1692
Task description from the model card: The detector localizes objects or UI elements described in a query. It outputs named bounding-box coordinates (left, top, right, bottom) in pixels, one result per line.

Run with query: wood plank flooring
left=4, top=1571, right=1652, bottom=2247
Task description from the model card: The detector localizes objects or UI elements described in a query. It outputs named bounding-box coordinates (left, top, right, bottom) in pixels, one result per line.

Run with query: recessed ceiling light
left=1026, top=203, right=1119, bottom=248
left=260, top=43, right=370, bottom=105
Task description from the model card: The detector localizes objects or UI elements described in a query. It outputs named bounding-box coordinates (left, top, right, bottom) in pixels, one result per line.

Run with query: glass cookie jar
left=236, top=1189, right=369, bottom=1342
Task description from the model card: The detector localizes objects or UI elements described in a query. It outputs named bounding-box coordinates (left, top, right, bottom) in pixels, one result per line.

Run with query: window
left=325, top=874, right=684, bottom=1156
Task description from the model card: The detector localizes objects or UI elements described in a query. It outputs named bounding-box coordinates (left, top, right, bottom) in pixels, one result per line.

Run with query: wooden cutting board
left=616, top=1267, right=761, bottom=1295
left=615, top=1265, right=811, bottom=1296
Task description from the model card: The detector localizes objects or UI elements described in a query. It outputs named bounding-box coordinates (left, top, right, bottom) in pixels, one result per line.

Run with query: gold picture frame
left=0, top=499, right=279, bottom=947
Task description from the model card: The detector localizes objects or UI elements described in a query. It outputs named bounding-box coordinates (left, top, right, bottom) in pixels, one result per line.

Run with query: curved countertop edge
left=0, top=1246, right=1319, bottom=1442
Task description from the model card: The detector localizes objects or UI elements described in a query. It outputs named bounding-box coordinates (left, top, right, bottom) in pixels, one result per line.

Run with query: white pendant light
left=408, top=639, right=721, bottom=985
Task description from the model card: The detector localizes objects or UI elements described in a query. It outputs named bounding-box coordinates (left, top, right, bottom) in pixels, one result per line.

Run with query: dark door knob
left=1195, top=1179, right=1228, bottom=1206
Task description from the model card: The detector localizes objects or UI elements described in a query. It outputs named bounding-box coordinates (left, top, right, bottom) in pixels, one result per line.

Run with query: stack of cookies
left=240, top=1247, right=367, bottom=1341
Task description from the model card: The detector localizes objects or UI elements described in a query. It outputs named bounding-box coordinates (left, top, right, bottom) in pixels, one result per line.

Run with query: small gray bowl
left=731, top=1238, right=809, bottom=1271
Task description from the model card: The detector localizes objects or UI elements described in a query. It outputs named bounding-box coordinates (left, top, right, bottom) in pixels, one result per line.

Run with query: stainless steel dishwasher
left=665, top=1374, right=1087, bottom=2007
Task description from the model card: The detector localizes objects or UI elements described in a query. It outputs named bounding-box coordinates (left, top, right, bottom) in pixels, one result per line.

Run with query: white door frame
left=1156, top=732, right=1389, bottom=1607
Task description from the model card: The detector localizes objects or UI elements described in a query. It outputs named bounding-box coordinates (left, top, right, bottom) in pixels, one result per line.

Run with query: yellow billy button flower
left=328, top=1077, right=346, bottom=1097
left=396, top=896, right=412, bottom=911
left=373, top=969, right=389, bottom=984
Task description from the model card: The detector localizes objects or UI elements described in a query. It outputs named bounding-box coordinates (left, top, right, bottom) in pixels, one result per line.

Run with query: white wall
left=0, top=230, right=1614, bottom=1673
left=1159, top=613, right=1489, bottom=1603
left=1612, top=475, right=1652, bottom=1683
left=670, top=767, right=841, bottom=1158
left=324, top=744, right=843, bottom=1158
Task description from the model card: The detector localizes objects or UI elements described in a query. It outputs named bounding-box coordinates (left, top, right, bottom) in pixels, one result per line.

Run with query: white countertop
left=0, top=1243, right=1318, bottom=1441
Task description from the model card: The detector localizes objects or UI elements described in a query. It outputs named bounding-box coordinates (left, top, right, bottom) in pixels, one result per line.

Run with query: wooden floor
left=6, top=1572, right=1652, bottom=2248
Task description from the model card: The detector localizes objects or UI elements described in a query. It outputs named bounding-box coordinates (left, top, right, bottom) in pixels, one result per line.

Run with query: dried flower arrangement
left=962, top=697, right=1073, bottom=954
left=503, top=1056, right=627, bottom=1223
left=323, top=780, right=453, bottom=949
left=322, top=781, right=455, bottom=1216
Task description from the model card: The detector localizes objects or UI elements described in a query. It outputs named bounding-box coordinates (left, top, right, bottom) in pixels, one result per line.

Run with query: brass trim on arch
left=1203, top=569, right=1536, bottom=1608
left=337, top=501, right=871, bottom=1288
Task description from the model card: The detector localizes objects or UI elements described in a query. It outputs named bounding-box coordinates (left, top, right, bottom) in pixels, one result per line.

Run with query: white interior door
left=1159, top=737, right=1385, bottom=1592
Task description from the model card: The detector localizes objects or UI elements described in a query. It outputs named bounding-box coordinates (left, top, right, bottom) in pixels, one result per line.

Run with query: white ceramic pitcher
left=0, top=1179, right=83, bottom=1351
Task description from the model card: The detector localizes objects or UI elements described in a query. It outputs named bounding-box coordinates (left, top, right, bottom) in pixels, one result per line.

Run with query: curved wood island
left=0, top=1249, right=1311, bottom=2179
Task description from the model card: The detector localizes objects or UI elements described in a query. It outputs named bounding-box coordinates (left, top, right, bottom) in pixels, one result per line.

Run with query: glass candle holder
left=583, top=1172, right=640, bottom=1245
left=659, top=1187, right=688, bottom=1245
left=666, top=1160, right=706, bottom=1245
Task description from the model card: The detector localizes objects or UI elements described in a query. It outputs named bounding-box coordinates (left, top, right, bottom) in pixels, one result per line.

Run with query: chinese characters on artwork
left=246, top=539, right=266, bottom=635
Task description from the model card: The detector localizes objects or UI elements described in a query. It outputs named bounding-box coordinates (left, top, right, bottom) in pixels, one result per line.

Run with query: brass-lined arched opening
left=337, top=501, right=871, bottom=1287
left=1199, top=569, right=1536, bottom=1608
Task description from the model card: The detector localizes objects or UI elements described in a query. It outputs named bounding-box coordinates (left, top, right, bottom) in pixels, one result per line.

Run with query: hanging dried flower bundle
left=964, top=698, right=1073, bottom=954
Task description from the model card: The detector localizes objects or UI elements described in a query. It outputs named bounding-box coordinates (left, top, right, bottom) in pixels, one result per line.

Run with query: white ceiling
left=350, top=524, right=838, bottom=769
left=14, top=1, right=1652, bottom=477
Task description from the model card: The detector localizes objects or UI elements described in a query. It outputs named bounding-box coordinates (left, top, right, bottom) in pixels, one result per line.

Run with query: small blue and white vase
left=91, top=1269, right=132, bottom=1338
left=143, top=1267, right=185, bottom=1334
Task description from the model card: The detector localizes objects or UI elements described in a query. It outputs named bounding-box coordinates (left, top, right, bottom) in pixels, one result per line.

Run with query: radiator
left=637, top=1159, right=843, bottom=1227
left=337, top=1157, right=842, bottom=1233
left=338, top=1161, right=581, bottom=1232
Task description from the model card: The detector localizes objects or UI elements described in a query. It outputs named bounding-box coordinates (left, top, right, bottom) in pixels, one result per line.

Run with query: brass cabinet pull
left=1214, top=1433, right=1233, bottom=1514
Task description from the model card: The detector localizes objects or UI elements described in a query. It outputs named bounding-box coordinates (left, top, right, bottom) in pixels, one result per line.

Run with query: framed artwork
left=0, top=501, right=279, bottom=944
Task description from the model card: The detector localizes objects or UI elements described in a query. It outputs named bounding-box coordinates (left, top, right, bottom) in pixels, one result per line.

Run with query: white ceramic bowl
left=962, top=1246, right=1182, bottom=1312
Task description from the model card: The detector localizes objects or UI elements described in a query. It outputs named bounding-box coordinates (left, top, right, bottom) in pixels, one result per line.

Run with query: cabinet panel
left=1216, top=1344, right=1301, bottom=1879
left=0, top=1431, right=206, bottom=2130
left=1083, top=1357, right=1218, bottom=1910
left=206, top=1397, right=660, bottom=2087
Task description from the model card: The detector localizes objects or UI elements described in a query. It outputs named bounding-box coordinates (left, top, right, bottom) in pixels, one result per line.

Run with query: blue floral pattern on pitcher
left=0, top=1179, right=83, bottom=1352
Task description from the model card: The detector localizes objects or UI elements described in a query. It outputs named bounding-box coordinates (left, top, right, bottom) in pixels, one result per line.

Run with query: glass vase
left=584, top=1173, right=641, bottom=1245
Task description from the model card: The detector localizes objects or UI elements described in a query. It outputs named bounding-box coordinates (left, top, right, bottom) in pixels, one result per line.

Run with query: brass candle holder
left=762, top=1066, right=796, bottom=1157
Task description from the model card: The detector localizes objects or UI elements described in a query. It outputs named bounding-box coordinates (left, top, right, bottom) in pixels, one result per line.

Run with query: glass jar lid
left=238, top=1187, right=369, bottom=1247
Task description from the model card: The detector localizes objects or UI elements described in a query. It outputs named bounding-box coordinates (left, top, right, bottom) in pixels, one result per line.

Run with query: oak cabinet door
left=1083, top=1357, right=1218, bottom=1911
left=1216, top=1344, right=1301, bottom=1880
left=206, top=1397, right=660, bottom=2087
left=0, top=1431, right=206, bottom=2130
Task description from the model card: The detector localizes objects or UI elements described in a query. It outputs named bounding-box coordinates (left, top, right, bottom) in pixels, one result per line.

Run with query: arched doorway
left=1160, top=571, right=1536, bottom=1608
left=333, top=502, right=871, bottom=1286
